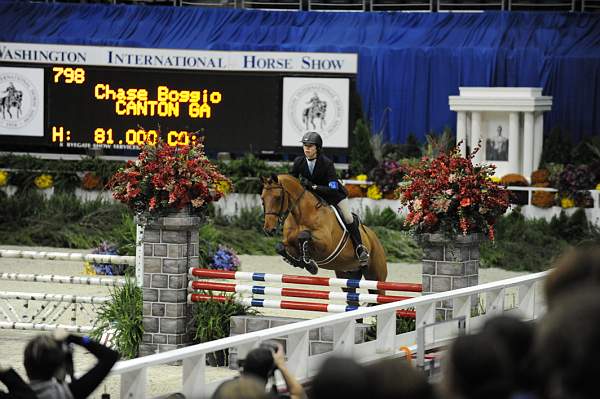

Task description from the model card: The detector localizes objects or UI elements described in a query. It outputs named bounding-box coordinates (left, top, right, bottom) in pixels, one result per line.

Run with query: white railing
left=110, top=271, right=547, bottom=398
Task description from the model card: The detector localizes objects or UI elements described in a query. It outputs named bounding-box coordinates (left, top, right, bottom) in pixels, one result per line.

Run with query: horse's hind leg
left=335, top=269, right=362, bottom=309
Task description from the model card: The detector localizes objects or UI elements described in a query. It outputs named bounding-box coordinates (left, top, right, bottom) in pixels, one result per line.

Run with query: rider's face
left=303, top=144, right=317, bottom=160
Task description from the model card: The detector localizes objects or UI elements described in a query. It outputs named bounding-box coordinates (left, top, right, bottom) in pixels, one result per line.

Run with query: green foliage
left=366, top=314, right=416, bottom=341
left=380, top=133, right=422, bottom=161
left=216, top=154, right=287, bottom=194
left=362, top=207, right=406, bottom=231
left=422, top=127, right=454, bottom=158
left=479, top=209, right=600, bottom=272
left=91, top=276, right=143, bottom=359
left=189, top=294, right=257, bottom=365
left=112, top=213, right=137, bottom=256
left=0, top=191, right=131, bottom=248
left=540, top=128, right=574, bottom=167
left=370, top=226, right=422, bottom=263
left=349, top=119, right=377, bottom=175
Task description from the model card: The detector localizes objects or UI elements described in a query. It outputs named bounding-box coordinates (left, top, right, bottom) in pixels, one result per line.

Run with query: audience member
left=443, top=333, right=514, bottom=399
left=239, top=342, right=305, bottom=399
left=211, top=377, right=270, bottom=399
left=534, top=288, right=600, bottom=399
left=364, top=358, right=436, bottom=399
left=24, top=328, right=119, bottom=399
left=480, top=315, right=536, bottom=396
left=543, top=245, right=600, bottom=310
left=310, top=356, right=368, bottom=399
left=0, top=364, right=37, bottom=399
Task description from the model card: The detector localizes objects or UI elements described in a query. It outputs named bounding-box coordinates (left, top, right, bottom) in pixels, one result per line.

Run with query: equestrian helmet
left=301, top=131, right=323, bottom=149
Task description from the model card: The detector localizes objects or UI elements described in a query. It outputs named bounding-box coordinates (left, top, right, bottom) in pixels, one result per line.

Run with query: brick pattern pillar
left=420, top=233, right=483, bottom=320
left=138, top=211, right=200, bottom=356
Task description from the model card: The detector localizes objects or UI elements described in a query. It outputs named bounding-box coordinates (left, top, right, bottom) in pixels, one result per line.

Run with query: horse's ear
left=271, top=173, right=279, bottom=183
left=260, top=175, right=267, bottom=185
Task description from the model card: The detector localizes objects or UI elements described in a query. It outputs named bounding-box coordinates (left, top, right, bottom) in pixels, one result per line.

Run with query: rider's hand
left=299, top=177, right=312, bottom=189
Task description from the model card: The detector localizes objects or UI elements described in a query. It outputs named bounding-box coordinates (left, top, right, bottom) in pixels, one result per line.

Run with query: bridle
left=262, top=183, right=307, bottom=228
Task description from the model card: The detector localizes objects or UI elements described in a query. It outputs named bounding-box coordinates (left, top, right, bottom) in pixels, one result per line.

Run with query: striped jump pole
left=189, top=281, right=412, bottom=304
left=0, top=273, right=127, bottom=287
left=188, top=294, right=416, bottom=318
left=188, top=293, right=416, bottom=318
left=0, top=291, right=110, bottom=304
left=0, top=321, right=93, bottom=333
left=0, top=249, right=135, bottom=265
left=189, top=268, right=422, bottom=293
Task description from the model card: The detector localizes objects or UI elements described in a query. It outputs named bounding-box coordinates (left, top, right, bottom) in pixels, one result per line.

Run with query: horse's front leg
left=297, top=230, right=318, bottom=275
left=275, top=242, right=305, bottom=270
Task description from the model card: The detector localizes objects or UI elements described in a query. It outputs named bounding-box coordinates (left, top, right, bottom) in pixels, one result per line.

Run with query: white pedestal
left=449, top=87, right=552, bottom=180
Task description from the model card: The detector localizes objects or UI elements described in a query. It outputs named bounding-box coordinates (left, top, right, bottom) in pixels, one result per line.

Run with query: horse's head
left=260, top=174, right=287, bottom=236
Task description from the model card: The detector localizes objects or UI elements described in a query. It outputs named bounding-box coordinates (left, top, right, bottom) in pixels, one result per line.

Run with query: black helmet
left=301, top=131, right=323, bottom=149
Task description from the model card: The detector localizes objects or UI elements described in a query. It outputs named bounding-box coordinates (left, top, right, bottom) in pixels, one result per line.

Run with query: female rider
left=290, top=131, right=369, bottom=268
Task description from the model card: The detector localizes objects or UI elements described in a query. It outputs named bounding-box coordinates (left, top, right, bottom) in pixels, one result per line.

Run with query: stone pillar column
left=456, top=111, right=468, bottom=156
left=139, top=211, right=200, bottom=356
left=470, top=112, right=482, bottom=163
left=523, top=112, right=535, bottom=180
left=420, top=233, right=482, bottom=320
left=534, top=112, right=544, bottom=172
left=508, top=112, right=520, bottom=174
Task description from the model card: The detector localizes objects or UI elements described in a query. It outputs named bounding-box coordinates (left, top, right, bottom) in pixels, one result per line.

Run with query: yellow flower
left=355, top=174, right=368, bottom=189
left=596, top=183, right=600, bottom=191
left=0, top=170, right=8, bottom=187
left=490, top=176, right=501, bottom=183
left=367, top=185, right=382, bottom=200
left=216, top=179, right=232, bottom=195
left=83, top=261, right=97, bottom=276
left=561, top=197, right=575, bottom=209
left=34, top=174, right=53, bottom=190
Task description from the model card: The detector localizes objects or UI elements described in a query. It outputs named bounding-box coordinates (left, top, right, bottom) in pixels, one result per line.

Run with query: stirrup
left=356, top=245, right=370, bottom=267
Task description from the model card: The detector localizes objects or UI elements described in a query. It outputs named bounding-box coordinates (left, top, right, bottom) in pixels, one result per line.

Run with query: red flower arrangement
left=397, top=145, right=509, bottom=240
left=108, top=139, right=231, bottom=215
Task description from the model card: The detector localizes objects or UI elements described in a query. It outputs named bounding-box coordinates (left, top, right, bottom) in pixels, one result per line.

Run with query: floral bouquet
left=210, top=245, right=241, bottom=271
left=84, top=242, right=128, bottom=276
left=108, top=138, right=231, bottom=215
left=397, top=145, right=509, bottom=240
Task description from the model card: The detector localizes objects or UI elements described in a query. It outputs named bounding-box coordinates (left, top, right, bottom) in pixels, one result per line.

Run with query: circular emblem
left=0, top=72, right=39, bottom=129
left=288, top=83, right=343, bottom=140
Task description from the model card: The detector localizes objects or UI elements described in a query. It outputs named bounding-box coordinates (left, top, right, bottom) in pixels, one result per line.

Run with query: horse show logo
left=288, top=83, right=344, bottom=139
left=0, top=72, right=39, bottom=129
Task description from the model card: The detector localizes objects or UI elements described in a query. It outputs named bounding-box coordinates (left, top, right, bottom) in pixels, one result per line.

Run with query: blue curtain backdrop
left=0, top=1, right=599, bottom=144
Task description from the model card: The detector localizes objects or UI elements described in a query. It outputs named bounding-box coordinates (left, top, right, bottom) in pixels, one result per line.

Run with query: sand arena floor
left=0, top=245, right=528, bottom=398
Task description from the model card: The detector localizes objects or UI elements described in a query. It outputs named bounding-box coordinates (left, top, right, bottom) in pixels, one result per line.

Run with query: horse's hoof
left=305, top=261, right=318, bottom=275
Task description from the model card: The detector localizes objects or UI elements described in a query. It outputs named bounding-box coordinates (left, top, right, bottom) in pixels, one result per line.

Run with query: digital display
left=0, top=64, right=283, bottom=155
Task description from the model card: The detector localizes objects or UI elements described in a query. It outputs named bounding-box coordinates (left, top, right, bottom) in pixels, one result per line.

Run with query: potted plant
left=397, top=145, right=509, bottom=318
left=108, top=138, right=231, bottom=216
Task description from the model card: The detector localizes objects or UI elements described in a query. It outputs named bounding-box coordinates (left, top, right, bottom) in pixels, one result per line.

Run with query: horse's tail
left=362, top=226, right=388, bottom=294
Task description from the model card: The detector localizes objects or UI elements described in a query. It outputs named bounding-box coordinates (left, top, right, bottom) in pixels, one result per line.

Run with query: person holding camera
left=24, top=329, right=119, bottom=399
left=239, top=342, right=305, bottom=399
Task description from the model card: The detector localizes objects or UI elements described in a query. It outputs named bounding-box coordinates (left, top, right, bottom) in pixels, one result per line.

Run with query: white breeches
left=337, top=199, right=354, bottom=225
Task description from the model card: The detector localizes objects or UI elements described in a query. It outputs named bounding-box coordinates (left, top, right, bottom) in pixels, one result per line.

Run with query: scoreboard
left=0, top=43, right=357, bottom=156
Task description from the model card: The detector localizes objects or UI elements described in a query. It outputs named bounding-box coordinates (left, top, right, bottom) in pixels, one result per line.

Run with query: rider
left=1, top=83, right=16, bottom=98
left=291, top=131, right=370, bottom=268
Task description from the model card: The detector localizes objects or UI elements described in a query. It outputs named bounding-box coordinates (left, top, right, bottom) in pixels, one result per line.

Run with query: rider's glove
left=299, top=176, right=313, bottom=189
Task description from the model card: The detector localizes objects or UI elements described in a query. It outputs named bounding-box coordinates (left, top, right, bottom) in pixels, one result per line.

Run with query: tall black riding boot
left=347, top=217, right=370, bottom=268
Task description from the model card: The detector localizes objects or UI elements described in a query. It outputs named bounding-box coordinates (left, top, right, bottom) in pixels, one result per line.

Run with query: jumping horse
left=261, top=174, right=388, bottom=299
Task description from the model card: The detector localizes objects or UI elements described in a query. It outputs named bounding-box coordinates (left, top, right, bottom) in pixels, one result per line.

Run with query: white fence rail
left=110, top=271, right=547, bottom=398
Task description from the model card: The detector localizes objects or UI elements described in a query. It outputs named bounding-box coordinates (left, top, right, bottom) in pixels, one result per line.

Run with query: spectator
left=212, top=377, right=270, bottom=399
left=480, top=315, right=536, bottom=397
left=0, top=364, right=37, bottom=399
left=544, top=245, right=600, bottom=310
left=534, top=288, right=600, bottom=399
left=310, top=356, right=368, bottom=399
left=443, top=333, right=514, bottom=399
left=239, top=342, right=305, bottom=399
left=364, top=358, right=436, bottom=399
left=24, top=329, right=119, bottom=399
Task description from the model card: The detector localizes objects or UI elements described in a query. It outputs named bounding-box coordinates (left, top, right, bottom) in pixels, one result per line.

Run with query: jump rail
left=0, top=273, right=127, bottom=287
left=188, top=293, right=416, bottom=317
left=188, top=281, right=411, bottom=304
left=111, top=271, right=548, bottom=398
left=0, top=249, right=135, bottom=265
left=189, top=268, right=423, bottom=293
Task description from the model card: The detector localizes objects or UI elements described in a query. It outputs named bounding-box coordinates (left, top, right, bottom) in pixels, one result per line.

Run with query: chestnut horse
left=261, top=174, right=388, bottom=298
